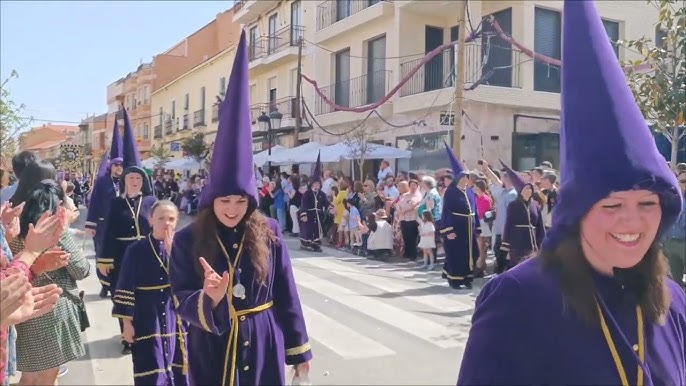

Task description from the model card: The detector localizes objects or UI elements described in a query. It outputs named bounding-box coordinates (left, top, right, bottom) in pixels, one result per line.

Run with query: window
left=291, top=0, right=302, bottom=45
left=219, top=77, right=226, bottom=96
left=143, top=86, right=149, bottom=103
left=602, top=19, right=620, bottom=58
left=534, top=7, right=561, bottom=93
left=335, top=49, right=351, bottom=107
left=249, top=84, right=257, bottom=104
left=249, top=26, right=259, bottom=60
left=184, top=94, right=189, bottom=111
left=143, top=123, right=149, bottom=139
left=158, top=107, right=163, bottom=125
left=200, top=86, right=206, bottom=111
left=481, top=8, right=513, bottom=87
left=367, top=35, right=386, bottom=104
left=289, top=68, right=298, bottom=96
left=171, top=100, right=176, bottom=119
left=336, top=0, right=351, bottom=22
left=267, top=77, right=277, bottom=110
left=268, top=14, right=278, bottom=54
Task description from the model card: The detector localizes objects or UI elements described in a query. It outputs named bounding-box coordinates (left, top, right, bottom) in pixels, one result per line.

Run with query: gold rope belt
left=221, top=300, right=274, bottom=386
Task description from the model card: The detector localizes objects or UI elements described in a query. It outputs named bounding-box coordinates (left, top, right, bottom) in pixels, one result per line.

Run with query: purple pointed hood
left=109, top=119, right=123, bottom=166
left=309, top=151, right=322, bottom=185
left=198, top=29, right=258, bottom=210
left=443, top=141, right=469, bottom=178
left=499, top=159, right=527, bottom=193
left=122, top=108, right=141, bottom=168
left=542, top=0, right=682, bottom=250
left=96, top=152, right=110, bottom=179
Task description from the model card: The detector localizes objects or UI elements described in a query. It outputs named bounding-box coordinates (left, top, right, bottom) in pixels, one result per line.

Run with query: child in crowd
left=346, top=199, right=363, bottom=248
left=418, top=210, right=436, bottom=270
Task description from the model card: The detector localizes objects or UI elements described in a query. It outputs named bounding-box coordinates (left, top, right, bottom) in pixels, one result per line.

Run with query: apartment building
left=18, top=124, right=79, bottom=163
left=78, top=113, right=110, bottom=175
left=233, top=0, right=312, bottom=151
left=106, top=7, right=241, bottom=161
left=305, top=0, right=660, bottom=170
left=150, top=46, right=237, bottom=158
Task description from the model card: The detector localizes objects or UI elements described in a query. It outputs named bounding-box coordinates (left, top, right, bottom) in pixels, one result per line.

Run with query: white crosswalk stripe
left=292, top=259, right=471, bottom=352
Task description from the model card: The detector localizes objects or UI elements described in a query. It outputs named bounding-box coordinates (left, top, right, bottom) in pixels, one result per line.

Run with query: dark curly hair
left=191, top=204, right=276, bottom=284
left=18, top=179, right=64, bottom=239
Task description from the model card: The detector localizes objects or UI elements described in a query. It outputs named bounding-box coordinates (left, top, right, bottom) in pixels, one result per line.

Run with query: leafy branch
left=0, top=70, right=32, bottom=164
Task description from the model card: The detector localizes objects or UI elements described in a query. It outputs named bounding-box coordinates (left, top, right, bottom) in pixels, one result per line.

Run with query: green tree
left=621, top=0, right=685, bottom=168
left=0, top=70, right=31, bottom=167
left=343, top=121, right=381, bottom=180
left=149, top=143, right=172, bottom=170
left=181, top=133, right=211, bottom=169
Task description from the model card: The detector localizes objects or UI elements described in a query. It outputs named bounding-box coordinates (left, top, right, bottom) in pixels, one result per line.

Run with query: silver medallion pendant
left=232, top=283, right=246, bottom=299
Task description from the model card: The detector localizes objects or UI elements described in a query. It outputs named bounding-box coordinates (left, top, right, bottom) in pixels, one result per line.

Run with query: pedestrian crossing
left=290, top=253, right=477, bottom=360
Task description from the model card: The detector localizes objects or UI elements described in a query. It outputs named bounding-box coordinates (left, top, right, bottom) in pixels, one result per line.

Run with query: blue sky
left=1, top=1, right=233, bottom=131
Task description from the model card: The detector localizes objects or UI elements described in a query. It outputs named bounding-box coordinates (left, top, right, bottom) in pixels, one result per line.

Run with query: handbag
left=44, top=273, right=91, bottom=332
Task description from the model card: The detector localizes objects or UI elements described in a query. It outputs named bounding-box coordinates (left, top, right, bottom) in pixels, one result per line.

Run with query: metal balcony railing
left=164, top=119, right=173, bottom=135
left=249, top=96, right=297, bottom=124
left=316, top=0, right=387, bottom=31
left=399, top=43, right=523, bottom=97
left=193, top=110, right=205, bottom=127
left=314, top=70, right=392, bottom=115
left=153, top=125, right=162, bottom=139
left=182, top=114, right=189, bottom=131
left=211, top=104, right=220, bottom=123
left=249, top=25, right=305, bottom=61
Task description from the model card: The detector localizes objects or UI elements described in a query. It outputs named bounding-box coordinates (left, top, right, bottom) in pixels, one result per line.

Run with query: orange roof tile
left=26, top=139, right=65, bottom=150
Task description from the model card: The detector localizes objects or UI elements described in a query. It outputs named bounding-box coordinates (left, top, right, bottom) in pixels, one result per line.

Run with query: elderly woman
left=457, top=2, right=685, bottom=384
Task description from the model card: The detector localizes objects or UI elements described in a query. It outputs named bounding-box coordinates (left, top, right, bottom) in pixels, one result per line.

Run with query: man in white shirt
left=377, top=160, right=394, bottom=188
left=321, top=169, right=334, bottom=196
left=383, top=177, right=400, bottom=201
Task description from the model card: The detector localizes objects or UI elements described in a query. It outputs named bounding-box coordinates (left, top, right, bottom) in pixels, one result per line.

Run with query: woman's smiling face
left=213, top=195, right=249, bottom=228
left=580, top=190, right=661, bottom=273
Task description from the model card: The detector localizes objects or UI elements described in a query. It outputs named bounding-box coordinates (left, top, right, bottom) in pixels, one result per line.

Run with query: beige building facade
left=303, top=0, right=660, bottom=171
left=233, top=0, right=313, bottom=152
left=150, top=46, right=237, bottom=159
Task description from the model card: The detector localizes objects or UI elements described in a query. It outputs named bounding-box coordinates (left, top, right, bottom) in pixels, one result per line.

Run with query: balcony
left=314, top=70, right=392, bottom=115
left=315, top=0, right=393, bottom=43
left=193, top=109, right=206, bottom=128
left=164, top=119, right=173, bottom=135
left=248, top=25, right=304, bottom=71
left=249, top=96, right=297, bottom=124
left=399, top=43, right=523, bottom=97
left=154, top=125, right=162, bottom=139
left=211, top=104, right=220, bottom=123
left=182, top=114, right=189, bottom=131
left=233, top=0, right=278, bottom=24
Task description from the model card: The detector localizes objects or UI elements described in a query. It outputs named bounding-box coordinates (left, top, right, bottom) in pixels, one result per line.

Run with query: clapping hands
left=24, top=208, right=67, bottom=254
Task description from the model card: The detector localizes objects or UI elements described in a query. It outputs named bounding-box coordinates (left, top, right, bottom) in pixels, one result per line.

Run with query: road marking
left=293, top=268, right=466, bottom=349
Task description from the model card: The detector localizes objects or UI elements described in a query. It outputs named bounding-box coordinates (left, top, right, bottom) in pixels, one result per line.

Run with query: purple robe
left=500, top=198, right=545, bottom=267
left=169, top=216, right=312, bottom=386
left=86, top=174, right=119, bottom=287
left=98, top=194, right=156, bottom=292
left=439, top=184, right=480, bottom=287
left=113, top=235, right=189, bottom=386
left=298, top=189, right=331, bottom=245
left=457, top=258, right=686, bottom=385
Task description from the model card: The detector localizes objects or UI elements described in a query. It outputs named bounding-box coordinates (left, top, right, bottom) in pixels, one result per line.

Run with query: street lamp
left=257, top=109, right=283, bottom=172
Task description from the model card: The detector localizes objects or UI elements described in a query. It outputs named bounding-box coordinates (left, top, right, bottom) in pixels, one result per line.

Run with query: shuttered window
left=534, top=7, right=561, bottom=93
left=602, top=19, right=620, bottom=58
left=481, top=7, right=513, bottom=87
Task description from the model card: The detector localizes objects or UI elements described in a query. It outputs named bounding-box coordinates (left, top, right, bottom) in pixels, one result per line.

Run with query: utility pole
left=294, top=35, right=304, bottom=146
left=452, top=0, right=468, bottom=160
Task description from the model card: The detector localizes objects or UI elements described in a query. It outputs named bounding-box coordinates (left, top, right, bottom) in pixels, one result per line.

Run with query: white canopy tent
left=266, top=142, right=327, bottom=165
left=141, top=157, right=157, bottom=169
left=253, top=145, right=286, bottom=166
left=165, top=157, right=205, bottom=170
left=266, top=141, right=411, bottom=165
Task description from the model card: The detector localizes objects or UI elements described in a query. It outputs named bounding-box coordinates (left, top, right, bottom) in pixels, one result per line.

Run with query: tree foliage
left=149, top=143, right=172, bottom=170
left=343, top=122, right=381, bottom=180
left=621, top=0, right=685, bottom=166
left=0, top=70, right=31, bottom=168
left=181, top=133, right=212, bottom=170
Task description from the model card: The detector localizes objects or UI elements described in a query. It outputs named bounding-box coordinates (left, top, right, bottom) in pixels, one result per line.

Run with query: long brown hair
left=540, top=227, right=671, bottom=326
left=191, top=206, right=276, bottom=284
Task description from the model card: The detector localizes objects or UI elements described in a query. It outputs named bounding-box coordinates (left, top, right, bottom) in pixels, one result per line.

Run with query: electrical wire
left=17, top=113, right=163, bottom=125
left=304, top=38, right=426, bottom=60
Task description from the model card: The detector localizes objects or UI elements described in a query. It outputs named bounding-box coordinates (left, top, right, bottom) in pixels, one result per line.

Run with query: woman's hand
left=122, top=319, right=135, bottom=344
left=164, top=228, right=175, bottom=255
left=3, top=283, right=62, bottom=325
left=199, top=257, right=229, bottom=309
left=293, top=361, right=310, bottom=377
left=0, top=201, right=24, bottom=227
left=24, top=211, right=64, bottom=254
left=0, top=273, right=31, bottom=326
left=31, top=248, right=70, bottom=276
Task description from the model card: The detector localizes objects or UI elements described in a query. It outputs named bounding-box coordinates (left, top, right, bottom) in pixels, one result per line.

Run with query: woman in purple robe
left=169, top=29, right=312, bottom=386
left=113, top=200, right=188, bottom=385
left=499, top=162, right=545, bottom=268
left=457, top=2, right=685, bottom=385
left=99, top=166, right=156, bottom=354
